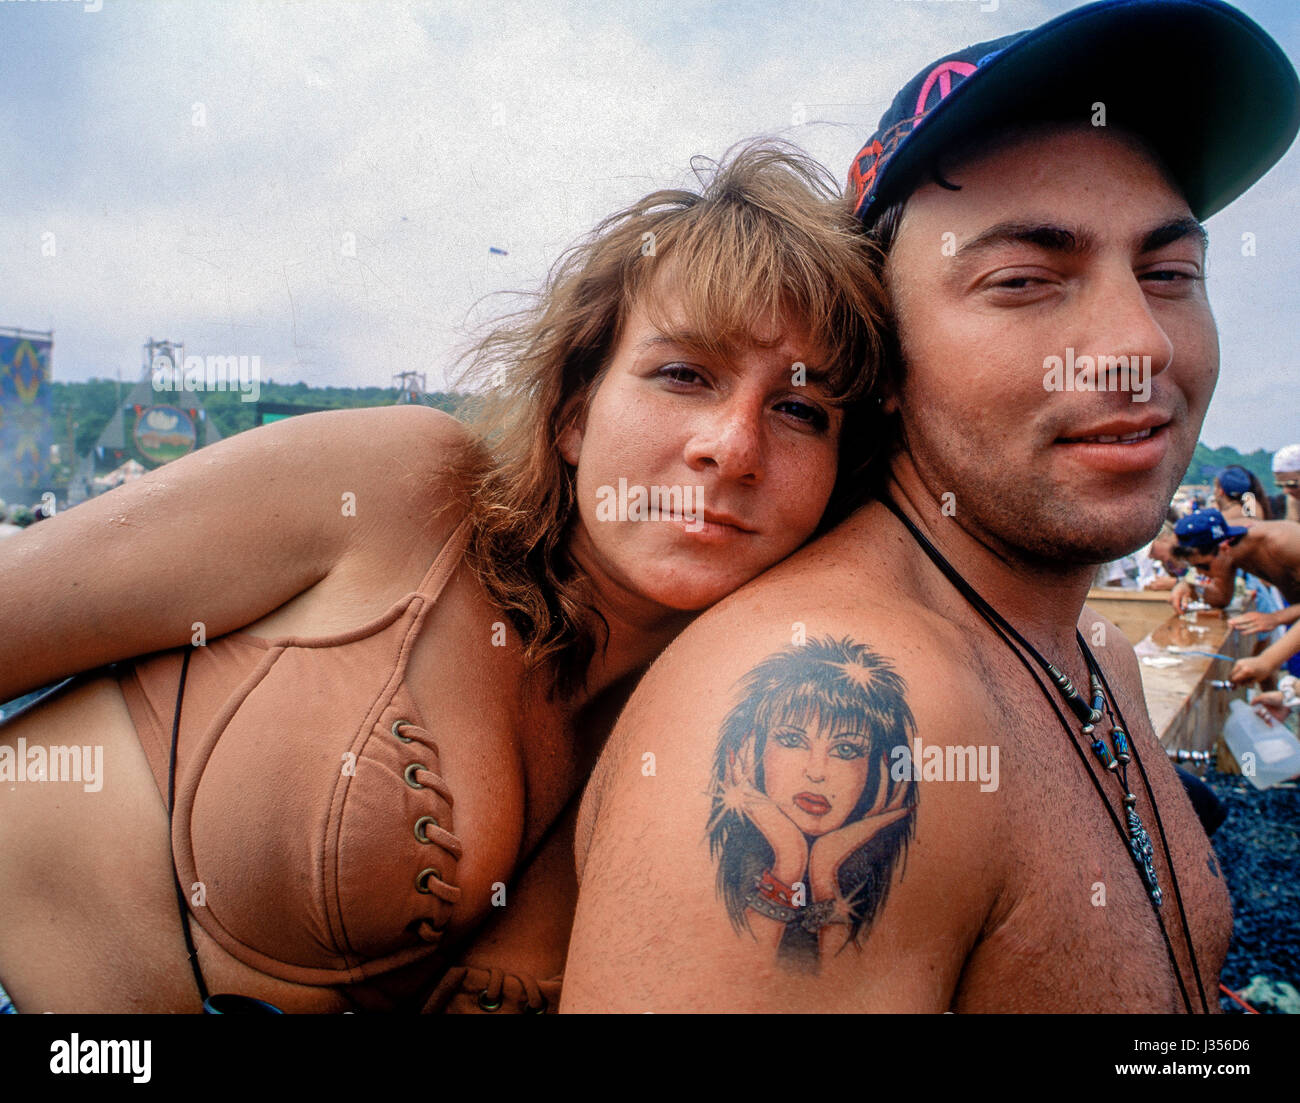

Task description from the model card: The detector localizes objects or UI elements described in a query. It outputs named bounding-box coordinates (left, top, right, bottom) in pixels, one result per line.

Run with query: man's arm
left=1231, top=618, right=1300, bottom=685
left=563, top=606, right=1002, bottom=1012
left=1170, top=555, right=1236, bottom=613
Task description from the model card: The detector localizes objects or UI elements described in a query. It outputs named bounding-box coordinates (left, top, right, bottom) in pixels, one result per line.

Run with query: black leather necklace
left=881, top=494, right=1207, bottom=1013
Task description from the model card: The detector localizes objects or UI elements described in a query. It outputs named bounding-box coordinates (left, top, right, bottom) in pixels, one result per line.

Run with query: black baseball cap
left=849, top=0, right=1300, bottom=226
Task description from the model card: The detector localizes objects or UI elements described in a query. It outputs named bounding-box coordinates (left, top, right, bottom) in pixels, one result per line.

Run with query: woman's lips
left=794, top=792, right=831, bottom=816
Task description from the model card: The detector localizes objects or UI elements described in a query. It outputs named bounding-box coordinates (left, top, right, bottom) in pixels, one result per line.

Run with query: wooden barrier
left=1086, top=588, right=1255, bottom=772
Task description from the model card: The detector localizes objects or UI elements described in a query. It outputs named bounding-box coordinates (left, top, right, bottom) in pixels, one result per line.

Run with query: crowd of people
left=1099, top=447, right=1300, bottom=725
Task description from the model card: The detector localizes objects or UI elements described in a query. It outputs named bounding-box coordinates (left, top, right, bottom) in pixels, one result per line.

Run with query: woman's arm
left=0, top=403, right=467, bottom=699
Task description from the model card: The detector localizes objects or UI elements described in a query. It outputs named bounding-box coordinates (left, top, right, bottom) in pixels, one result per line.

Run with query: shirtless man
left=562, top=0, right=1299, bottom=1012
left=1167, top=511, right=1300, bottom=685
left=1169, top=510, right=1300, bottom=613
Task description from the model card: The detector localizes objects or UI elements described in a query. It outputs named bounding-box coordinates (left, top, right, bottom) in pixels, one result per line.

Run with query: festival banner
left=0, top=334, right=53, bottom=500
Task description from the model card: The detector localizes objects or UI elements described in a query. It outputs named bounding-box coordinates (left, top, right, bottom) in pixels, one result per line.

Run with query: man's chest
left=957, top=661, right=1232, bottom=1011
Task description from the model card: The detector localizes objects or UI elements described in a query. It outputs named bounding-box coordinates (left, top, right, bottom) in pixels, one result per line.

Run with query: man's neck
left=877, top=469, right=1102, bottom=660
left=1216, top=520, right=1260, bottom=575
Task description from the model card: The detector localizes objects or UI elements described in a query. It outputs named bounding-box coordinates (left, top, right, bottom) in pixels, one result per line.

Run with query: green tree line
left=46, top=379, right=1284, bottom=495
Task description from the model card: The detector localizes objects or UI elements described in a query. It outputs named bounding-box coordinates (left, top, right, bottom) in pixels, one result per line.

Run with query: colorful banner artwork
left=0, top=335, right=53, bottom=497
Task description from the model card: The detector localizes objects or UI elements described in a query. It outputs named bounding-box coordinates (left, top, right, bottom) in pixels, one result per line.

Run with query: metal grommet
left=413, top=815, right=438, bottom=843
left=404, top=763, right=426, bottom=789
left=415, top=867, right=442, bottom=894
left=525, top=1000, right=547, bottom=1015
left=391, top=719, right=414, bottom=743
left=477, top=990, right=503, bottom=1012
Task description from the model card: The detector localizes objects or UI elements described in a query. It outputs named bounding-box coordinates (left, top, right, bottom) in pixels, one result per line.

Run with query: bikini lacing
left=392, top=719, right=464, bottom=943
left=420, top=964, right=556, bottom=1014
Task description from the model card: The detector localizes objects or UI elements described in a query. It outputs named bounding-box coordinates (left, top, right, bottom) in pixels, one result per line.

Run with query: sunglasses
left=1278, top=479, right=1300, bottom=489
left=1173, top=543, right=1214, bottom=558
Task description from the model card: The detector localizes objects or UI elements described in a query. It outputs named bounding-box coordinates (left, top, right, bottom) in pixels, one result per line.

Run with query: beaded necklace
left=881, top=495, right=1207, bottom=1013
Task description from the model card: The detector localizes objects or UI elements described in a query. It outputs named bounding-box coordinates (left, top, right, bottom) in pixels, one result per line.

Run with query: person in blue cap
left=1213, top=465, right=1271, bottom=521
left=1169, top=505, right=1300, bottom=687
left=563, top=0, right=1298, bottom=1012
left=1170, top=507, right=1300, bottom=612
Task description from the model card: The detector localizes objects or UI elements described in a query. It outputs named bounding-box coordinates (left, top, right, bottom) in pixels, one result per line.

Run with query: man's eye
left=993, top=276, right=1044, bottom=290
left=1141, top=269, right=1202, bottom=283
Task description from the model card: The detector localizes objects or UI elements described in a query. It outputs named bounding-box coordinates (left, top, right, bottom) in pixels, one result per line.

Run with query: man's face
left=1150, top=534, right=1183, bottom=575
left=1181, top=543, right=1220, bottom=570
left=1278, top=469, right=1300, bottom=502
left=885, top=125, right=1218, bottom=567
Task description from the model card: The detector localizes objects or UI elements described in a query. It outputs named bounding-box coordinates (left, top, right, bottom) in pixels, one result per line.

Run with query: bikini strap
left=413, top=514, right=472, bottom=604
left=167, top=646, right=210, bottom=1007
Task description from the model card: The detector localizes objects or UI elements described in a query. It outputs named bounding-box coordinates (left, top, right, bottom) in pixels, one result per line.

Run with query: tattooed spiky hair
left=708, top=636, right=918, bottom=967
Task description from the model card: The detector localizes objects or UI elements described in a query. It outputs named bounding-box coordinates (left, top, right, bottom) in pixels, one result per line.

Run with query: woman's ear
left=558, top=421, right=583, bottom=466
left=557, top=391, right=588, bottom=466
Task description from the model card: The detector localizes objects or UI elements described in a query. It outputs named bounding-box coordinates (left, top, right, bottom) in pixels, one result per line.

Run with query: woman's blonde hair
left=451, top=139, right=890, bottom=693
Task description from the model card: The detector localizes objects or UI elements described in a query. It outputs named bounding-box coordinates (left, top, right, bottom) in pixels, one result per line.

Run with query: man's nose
left=1085, top=265, right=1176, bottom=383
left=683, top=400, right=764, bottom=482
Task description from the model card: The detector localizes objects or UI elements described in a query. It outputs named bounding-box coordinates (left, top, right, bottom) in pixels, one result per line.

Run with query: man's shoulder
left=576, top=536, right=996, bottom=872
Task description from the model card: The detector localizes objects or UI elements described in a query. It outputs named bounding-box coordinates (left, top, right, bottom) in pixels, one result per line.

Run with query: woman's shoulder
left=285, top=404, right=477, bottom=560
left=276, top=404, right=475, bottom=504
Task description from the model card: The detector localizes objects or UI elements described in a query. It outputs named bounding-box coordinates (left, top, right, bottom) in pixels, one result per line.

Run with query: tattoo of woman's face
left=707, top=636, right=917, bottom=972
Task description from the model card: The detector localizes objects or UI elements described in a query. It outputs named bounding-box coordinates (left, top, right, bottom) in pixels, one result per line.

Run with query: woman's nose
left=804, top=745, right=828, bottom=782
left=683, top=401, right=764, bottom=482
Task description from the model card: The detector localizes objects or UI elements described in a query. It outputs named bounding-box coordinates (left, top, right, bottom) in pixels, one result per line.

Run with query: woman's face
left=760, top=713, right=872, bottom=836
left=560, top=288, right=843, bottom=615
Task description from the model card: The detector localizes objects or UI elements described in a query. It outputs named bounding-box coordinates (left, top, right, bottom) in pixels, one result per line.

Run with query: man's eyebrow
left=1139, top=217, right=1208, bottom=255
left=954, top=221, right=1095, bottom=260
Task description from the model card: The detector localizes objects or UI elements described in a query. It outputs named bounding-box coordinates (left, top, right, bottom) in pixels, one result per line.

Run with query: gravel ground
left=1203, top=767, right=1300, bottom=1013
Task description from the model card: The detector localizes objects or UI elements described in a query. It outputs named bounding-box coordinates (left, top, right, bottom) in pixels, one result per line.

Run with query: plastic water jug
left=1222, top=699, right=1300, bottom=790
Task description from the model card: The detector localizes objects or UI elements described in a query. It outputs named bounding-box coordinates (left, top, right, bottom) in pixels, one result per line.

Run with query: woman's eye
left=657, top=363, right=704, bottom=386
left=775, top=399, right=830, bottom=431
left=830, top=741, right=867, bottom=760
left=773, top=730, right=805, bottom=749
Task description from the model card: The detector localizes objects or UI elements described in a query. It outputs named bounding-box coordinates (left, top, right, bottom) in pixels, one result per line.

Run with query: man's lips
left=793, top=792, right=831, bottom=816
left=1054, top=420, right=1173, bottom=474
left=1057, top=415, right=1171, bottom=444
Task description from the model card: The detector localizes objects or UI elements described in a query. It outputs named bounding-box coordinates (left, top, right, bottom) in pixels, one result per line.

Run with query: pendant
left=1125, top=805, right=1163, bottom=907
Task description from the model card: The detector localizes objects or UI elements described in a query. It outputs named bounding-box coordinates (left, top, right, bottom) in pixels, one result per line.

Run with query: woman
left=1214, top=465, right=1272, bottom=521
left=0, top=141, right=888, bottom=1013
left=707, top=636, right=917, bottom=973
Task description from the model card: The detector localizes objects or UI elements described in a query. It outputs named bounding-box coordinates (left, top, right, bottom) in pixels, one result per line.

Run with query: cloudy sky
left=2, top=0, right=1297, bottom=450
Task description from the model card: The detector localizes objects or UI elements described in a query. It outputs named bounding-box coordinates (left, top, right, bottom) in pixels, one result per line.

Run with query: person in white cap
left=1273, top=443, right=1300, bottom=523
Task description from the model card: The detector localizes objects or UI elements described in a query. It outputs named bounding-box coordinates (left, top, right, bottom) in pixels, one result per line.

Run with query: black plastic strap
left=167, top=647, right=209, bottom=1007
